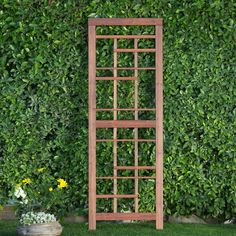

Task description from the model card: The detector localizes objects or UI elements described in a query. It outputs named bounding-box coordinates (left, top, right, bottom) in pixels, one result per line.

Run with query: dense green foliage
left=0, top=0, right=89, bottom=216
left=0, top=0, right=235, bottom=220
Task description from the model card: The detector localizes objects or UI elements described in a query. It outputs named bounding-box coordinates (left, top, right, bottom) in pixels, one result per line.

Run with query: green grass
left=0, top=221, right=235, bottom=236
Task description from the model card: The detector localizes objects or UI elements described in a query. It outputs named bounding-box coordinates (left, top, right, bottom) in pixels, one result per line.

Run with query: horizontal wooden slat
left=88, top=18, right=163, bottom=26
left=96, top=139, right=156, bottom=142
left=114, top=49, right=156, bottom=52
left=96, top=35, right=156, bottom=39
left=96, top=120, right=156, bottom=128
left=96, top=194, right=138, bottom=199
left=96, top=67, right=156, bottom=70
left=115, top=166, right=156, bottom=170
left=95, top=108, right=156, bottom=111
left=96, top=77, right=137, bottom=81
left=96, top=213, right=156, bottom=221
left=96, top=176, right=156, bottom=179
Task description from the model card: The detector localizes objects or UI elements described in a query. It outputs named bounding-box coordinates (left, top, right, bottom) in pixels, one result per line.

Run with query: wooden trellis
left=88, top=18, right=163, bottom=230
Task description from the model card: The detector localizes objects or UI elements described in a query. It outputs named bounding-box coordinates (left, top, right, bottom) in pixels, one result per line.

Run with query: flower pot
left=17, top=221, right=62, bottom=236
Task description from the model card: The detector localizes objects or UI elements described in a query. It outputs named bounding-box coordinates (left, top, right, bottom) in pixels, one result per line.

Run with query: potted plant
left=11, top=167, right=68, bottom=236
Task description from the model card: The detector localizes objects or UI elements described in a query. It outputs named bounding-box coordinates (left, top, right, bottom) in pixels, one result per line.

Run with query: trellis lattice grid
left=88, top=18, right=163, bottom=230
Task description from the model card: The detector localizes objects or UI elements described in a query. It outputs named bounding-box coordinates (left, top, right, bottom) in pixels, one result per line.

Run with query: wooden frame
left=88, top=18, right=163, bottom=230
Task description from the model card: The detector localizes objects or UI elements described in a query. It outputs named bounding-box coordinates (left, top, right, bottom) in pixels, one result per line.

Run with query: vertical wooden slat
left=134, top=39, right=139, bottom=212
left=113, top=38, right=118, bottom=213
left=155, top=25, right=163, bottom=230
left=88, top=25, right=96, bottom=230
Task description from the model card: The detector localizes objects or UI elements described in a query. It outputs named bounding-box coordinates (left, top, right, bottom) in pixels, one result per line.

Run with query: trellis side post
left=88, top=25, right=96, bottom=230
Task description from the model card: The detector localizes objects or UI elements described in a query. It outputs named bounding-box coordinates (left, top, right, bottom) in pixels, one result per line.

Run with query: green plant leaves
left=0, top=0, right=235, bottom=220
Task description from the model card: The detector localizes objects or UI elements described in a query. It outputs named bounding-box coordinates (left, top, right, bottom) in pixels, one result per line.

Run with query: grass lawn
left=0, top=220, right=235, bottom=236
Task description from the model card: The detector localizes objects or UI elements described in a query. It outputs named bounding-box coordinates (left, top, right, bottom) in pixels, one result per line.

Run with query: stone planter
left=17, top=221, right=62, bottom=236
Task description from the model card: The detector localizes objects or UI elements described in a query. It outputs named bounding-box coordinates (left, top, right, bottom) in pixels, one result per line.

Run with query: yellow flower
left=57, top=178, right=68, bottom=188
left=49, top=187, right=53, bottom=192
left=16, top=183, right=21, bottom=187
left=37, top=167, right=45, bottom=172
left=22, top=178, right=31, bottom=184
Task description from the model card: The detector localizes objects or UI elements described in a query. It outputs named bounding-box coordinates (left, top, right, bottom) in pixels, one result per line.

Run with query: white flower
left=14, top=187, right=26, bottom=199
left=14, top=186, right=28, bottom=204
left=22, top=198, right=28, bottom=204
left=19, top=212, right=57, bottom=225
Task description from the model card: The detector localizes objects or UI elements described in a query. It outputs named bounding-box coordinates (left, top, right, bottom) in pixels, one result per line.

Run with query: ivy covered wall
left=0, top=0, right=235, bottom=219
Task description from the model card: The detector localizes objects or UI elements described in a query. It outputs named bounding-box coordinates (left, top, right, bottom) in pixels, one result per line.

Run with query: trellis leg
left=155, top=25, right=163, bottom=230
left=134, top=39, right=139, bottom=212
left=113, top=38, right=118, bottom=213
left=89, top=25, right=96, bottom=230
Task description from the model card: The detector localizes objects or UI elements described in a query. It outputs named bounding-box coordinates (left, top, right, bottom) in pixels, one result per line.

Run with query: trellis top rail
left=88, top=18, right=163, bottom=26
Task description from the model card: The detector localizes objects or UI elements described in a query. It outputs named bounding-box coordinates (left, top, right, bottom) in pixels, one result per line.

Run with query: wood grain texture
left=114, top=48, right=156, bottom=52
left=134, top=38, right=139, bottom=213
left=96, top=35, right=156, bottom=39
left=96, top=139, right=156, bottom=142
left=88, top=18, right=163, bottom=26
left=96, top=67, right=156, bottom=70
left=96, top=77, right=137, bottom=81
left=155, top=25, right=164, bottom=230
left=96, top=213, right=156, bottom=221
left=96, top=120, right=156, bottom=128
left=96, top=194, right=138, bottom=199
left=17, top=222, right=62, bottom=236
left=113, top=38, right=118, bottom=213
left=88, top=25, right=96, bottom=230
left=95, top=108, right=155, bottom=111
left=114, top=166, right=156, bottom=170
left=96, top=176, right=156, bottom=180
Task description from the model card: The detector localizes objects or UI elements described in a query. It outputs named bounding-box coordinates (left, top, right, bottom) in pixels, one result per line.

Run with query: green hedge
left=0, top=0, right=235, bottom=220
